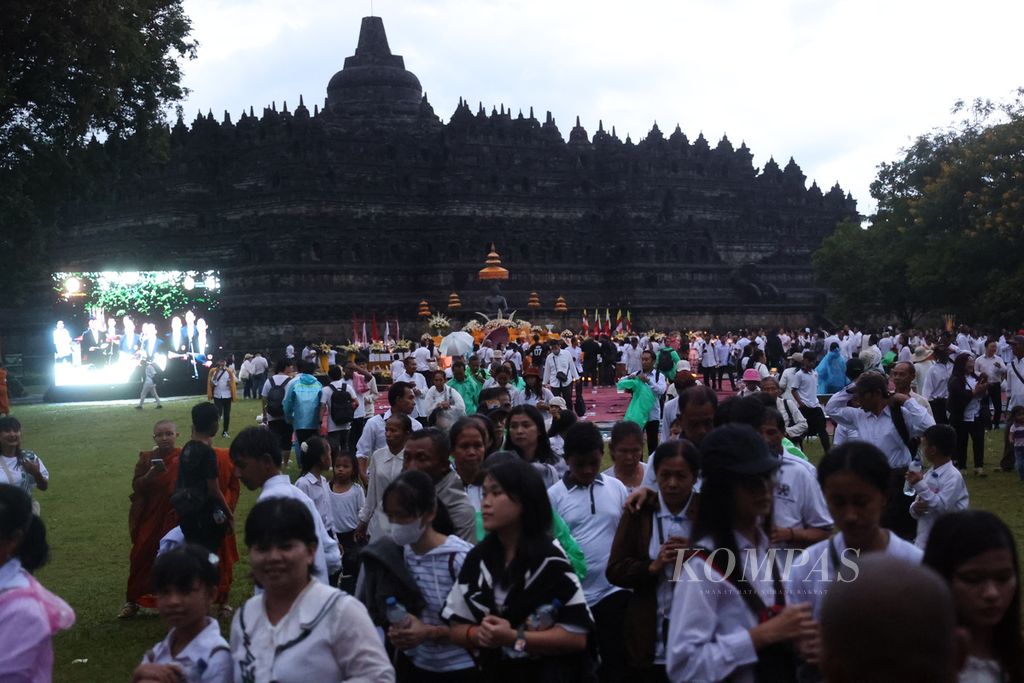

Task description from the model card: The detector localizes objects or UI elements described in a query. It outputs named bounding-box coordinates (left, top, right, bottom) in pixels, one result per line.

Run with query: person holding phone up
left=120, top=419, right=181, bottom=619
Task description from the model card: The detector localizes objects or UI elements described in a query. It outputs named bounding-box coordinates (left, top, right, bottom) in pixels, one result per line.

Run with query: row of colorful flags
left=582, top=309, right=632, bottom=337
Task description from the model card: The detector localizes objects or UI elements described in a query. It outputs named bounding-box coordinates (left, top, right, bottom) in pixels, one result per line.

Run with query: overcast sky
left=177, top=0, right=1024, bottom=216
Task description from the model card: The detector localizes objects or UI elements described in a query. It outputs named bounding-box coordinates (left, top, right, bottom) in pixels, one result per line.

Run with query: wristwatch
left=513, top=626, right=527, bottom=653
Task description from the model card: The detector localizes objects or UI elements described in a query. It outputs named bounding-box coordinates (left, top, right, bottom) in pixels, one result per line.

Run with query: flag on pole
left=395, top=319, right=401, bottom=341
left=626, top=310, right=632, bottom=333
left=383, top=320, right=390, bottom=342
left=372, top=313, right=380, bottom=341
left=604, top=309, right=612, bottom=336
left=614, top=309, right=623, bottom=334
left=582, top=308, right=589, bottom=337
left=352, top=315, right=360, bottom=344
left=362, top=321, right=368, bottom=345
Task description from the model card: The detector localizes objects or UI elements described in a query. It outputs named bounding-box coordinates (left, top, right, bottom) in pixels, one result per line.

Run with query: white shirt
left=357, top=446, right=405, bottom=540
left=413, top=346, right=432, bottom=372
left=777, top=396, right=808, bottom=439
left=790, top=531, right=922, bottom=621
left=547, top=473, right=628, bottom=606
left=659, top=397, right=680, bottom=443
left=770, top=452, right=832, bottom=545
left=962, top=376, right=982, bottom=422
left=716, top=341, right=734, bottom=367
left=543, top=351, right=579, bottom=388
left=284, top=344, right=295, bottom=359
left=778, top=366, right=801, bottom=401
left=791, top=369, right=820, bottom=408
left=0, top=451, right=48, bottom=494
left=328, top=484, right=365, bottom=535
left=621, top=344, right=643, bottom=375
left=601, top=462, right=647, bottom=494
left=423, top=385, right=466, bottom=417
left=649, top=493, right=694, bottom=664
left=319, top=380, right=354, bottom=433
left=666, top=530, right=778, bottom=683
left=825, top=391, right=936, bottom=467
left=975, top=354, right=1006, bottom=383
left=209, top=368, right=233, bottom=399
left=230, top=581, right=394, bottom=683
left=924, top=362, right=952, bottom=400
left=522, top=386, right=555, bottom=407
left=354, top=411, right=423, bottom=460
left=141, top=617, right=231, bottom=683
left=249, top=356, right=269, bottom=375
left=1007, top=356, right=1024, bottom=409
left=258, top=475, right=336, bottom=578
left=700, top=340, right=719, bottom=368
left=480, top=378, right=524, bottom=406
left=294, top=472, right=335, bottom=534
left=910, top=460, right=969, bottom=549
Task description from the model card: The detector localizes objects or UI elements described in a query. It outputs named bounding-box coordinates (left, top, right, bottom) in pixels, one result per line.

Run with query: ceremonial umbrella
left=440, top=331, right=475, bottom=358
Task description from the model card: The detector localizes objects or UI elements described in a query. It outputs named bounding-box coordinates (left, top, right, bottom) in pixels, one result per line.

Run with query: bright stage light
left=204, top=275, right=217, bottom=290
left=65, top=277, right=82, bottom=295
left=183, top=275, right=196, bottom=290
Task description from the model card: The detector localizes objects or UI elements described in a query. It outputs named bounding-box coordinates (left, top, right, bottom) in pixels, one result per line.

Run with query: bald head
left=820, top=555, right=963, bottom=683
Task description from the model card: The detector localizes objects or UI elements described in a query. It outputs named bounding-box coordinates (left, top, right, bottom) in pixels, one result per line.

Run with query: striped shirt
left=403, top=536, right=475, bottom=672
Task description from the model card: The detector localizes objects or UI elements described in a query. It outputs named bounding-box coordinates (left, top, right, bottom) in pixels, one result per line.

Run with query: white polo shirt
left=791, top=370, right=820, bottom=408
left=140, top=617, right=231, bottom=683
left=548, top=473, right=628, bottom=606
left=771, top=453, right=832, bottom=546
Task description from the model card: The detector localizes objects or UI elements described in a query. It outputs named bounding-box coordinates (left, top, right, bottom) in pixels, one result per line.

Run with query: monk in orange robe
left=213, top=446, right=240, bottom=612
left=121, top=420, right=181, bottom=617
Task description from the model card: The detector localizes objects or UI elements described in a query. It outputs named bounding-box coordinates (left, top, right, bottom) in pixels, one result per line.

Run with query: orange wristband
left=467, top=625, right=479, bottom=645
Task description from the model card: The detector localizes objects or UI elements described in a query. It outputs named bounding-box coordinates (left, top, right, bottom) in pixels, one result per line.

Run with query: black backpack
left=328, top=382, right=355, bottom=425
left=265, top=377, right=290, bottom=418
left=657, top=347, right=675, bottom=373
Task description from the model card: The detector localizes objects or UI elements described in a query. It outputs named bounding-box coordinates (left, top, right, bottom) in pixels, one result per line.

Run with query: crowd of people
left=2, top=322, right=1024, bottom=682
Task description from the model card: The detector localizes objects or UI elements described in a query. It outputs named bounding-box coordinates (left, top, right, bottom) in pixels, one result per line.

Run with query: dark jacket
left=947, top=374, right=976, bottom=421
left=356, top=537, right=424, bottom=627
left=606, top=489, right=697, bottom=669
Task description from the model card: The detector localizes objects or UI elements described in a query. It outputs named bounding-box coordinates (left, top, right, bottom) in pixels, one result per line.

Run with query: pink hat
left=742, top=368, right=762, bottom=382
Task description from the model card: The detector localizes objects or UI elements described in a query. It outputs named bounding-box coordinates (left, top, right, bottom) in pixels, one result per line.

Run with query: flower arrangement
left=395, top=339, right=412, bottom=351
left=370, top=341, right=387, bottom=352
left=317, top=342, right=333, bottom=355
left=561, top=329, right=574, bottom=339
left=343, top=343, right=362, bottom=353
left=427, top=313, right=451, bottom=331
left=462, top=320, right=482, bottom=333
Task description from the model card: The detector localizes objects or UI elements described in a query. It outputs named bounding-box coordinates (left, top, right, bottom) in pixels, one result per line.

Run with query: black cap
left=699, top=424, right=779, bottom=476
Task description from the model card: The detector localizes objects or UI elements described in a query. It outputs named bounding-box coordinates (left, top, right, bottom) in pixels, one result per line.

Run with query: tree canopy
left=0, top=1, right=195, bottom=303
left=814, top=90, right=1024, bottom=328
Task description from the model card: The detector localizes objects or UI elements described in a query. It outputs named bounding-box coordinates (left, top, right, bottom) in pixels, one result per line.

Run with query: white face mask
left=388, top=519, right=424, bottom=546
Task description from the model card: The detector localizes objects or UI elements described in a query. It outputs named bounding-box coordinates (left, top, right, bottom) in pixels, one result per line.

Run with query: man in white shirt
left=825, top=373, right=935, bottom=539
left=543, top=341, right=578, bottom=404
left=621, top=337, right=643, bottom=376
left=229, top=426, right=339, bottom=582
left=890, top=361, right=934, bottom=419
left=1004, top=336, right=1024, bottom=411
left=284, top=343, right=295, bottom=360
left=249, top=352, right=269, bottom=393
left=699, top=336, right=719, bottom=388
left=394, top=356, right=429, bottom=418
left=626, top=350, right=668, bottom=454
left=476, top=339, right=495, bottom=366
left=791, top=352, right=831, bottom=452
left=320, top=365, right=358, bottom=452
left=975, top=339, right=1007, bottom=428
left=778, top=352, right=804, bottom=402
left=548, top=421, right=629, bottom=683
left=412, top=339, right=432, bottom=377
left=715, top=337, right=735, bottom=391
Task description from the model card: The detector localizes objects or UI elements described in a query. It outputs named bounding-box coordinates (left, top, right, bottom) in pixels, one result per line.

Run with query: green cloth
left=474, top=509, right=588, bottom=581
left=617, top=376, right=656, bottom=427
left=782, top=437, right=810, bottom=462
left=447, top=376, right=482, bottom=414
left=663, top=349, right=681, bottom=381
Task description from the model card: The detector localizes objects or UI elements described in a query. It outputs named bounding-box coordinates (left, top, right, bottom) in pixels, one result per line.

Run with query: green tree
left=815, top=89, right=1024, bottom=327
left=0, top=1, right=196, bottom=303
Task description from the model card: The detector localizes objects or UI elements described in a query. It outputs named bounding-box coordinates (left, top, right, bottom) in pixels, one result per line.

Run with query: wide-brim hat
left=700, top=424, right=780, bottom=476
left=911, top=346, right=932, bottom=363
left=548, top=397, right=567, bottom=410
left=523, top=367, right=542, bottom=378
left=789, top=352, right=805, bottom=363
left=676, top=360, right=692, bottom=372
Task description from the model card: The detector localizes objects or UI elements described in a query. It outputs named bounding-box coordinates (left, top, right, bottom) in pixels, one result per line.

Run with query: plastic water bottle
left=526, top=599, right=562, bottom=631
left=385, top=596, right=411, bottom=627
left=212, top=508, right=227, bottom=525
left=903, top=456, right=922, bottom=496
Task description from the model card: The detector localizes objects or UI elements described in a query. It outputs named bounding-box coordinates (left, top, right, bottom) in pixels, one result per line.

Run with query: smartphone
left=151, top=458, right=165, bottom=469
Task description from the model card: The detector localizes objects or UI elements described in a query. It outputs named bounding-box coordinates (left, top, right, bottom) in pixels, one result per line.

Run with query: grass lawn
left=10, top=397, right=1024, bottom=681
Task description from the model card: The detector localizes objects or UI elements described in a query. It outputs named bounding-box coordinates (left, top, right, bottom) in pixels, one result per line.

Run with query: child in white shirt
left=329, top=449, right=365, bottom=593
left=132, top=545, right=231, bottom=683
left=907, top=424, right=969, bottom=549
